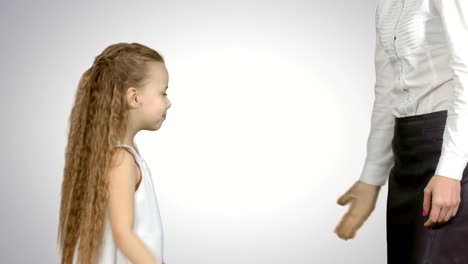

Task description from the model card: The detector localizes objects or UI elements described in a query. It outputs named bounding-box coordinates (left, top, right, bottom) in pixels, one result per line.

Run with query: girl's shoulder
left=110, top=146, right=143, bottom=190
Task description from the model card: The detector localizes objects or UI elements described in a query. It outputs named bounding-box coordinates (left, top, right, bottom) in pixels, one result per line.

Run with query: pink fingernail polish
left=422, top=210, right=428, bottom=216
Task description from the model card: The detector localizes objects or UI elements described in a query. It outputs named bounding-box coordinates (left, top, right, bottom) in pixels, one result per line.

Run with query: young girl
left=57, top=42, right=171, bottom=264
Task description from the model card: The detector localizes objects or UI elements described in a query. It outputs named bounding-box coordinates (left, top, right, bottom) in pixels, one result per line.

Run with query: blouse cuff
left=359, top=162, right=391, bottom=186
left=435, top=152, right=467, bottom=181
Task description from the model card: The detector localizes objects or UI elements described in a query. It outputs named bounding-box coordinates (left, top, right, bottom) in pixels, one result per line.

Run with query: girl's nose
left=166, top=99, right=172, bottom=109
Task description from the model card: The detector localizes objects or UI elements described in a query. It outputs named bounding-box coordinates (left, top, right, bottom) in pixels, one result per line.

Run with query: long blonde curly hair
left=57, top=42, right=164, bottom=264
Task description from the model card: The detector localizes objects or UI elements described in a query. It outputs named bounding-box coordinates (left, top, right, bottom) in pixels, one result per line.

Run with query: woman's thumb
left=337, top=192, right=353, bottom=206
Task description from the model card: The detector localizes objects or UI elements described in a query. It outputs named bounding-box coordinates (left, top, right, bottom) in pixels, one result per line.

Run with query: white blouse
left=359, top=0, right=468, bottom=186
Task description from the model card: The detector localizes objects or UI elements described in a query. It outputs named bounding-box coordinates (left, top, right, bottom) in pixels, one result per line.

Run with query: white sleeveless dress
left=72, top=144, right=164, bottom=264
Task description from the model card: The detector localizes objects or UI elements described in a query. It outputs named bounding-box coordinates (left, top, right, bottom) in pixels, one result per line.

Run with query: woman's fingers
left=453, top=204, right=460, bottom=217
left=424, top=204, right=440, bottom=227
left=423, top=186, right=432, bottom=219
left=437, top=206, right=449, bottom=223
left=443, top=207, right=454, bottom=223
left=424, top=198, right=461, bottom=226
left=335, top=197, right=375, bottom=240
left=335, top=201, right=363, bottom=240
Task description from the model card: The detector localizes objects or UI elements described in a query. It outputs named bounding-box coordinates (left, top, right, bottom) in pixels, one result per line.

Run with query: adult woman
left=335, top=0, right=468, bottom=263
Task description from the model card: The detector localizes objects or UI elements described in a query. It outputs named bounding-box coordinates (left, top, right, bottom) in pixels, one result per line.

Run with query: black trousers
left=387, top=110, right=468, bottom=264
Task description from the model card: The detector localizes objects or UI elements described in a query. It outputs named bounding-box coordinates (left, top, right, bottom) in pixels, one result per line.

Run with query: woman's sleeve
left=433, top=0, right=468, bottom=181
left=358, top=31, right=395, bottom=186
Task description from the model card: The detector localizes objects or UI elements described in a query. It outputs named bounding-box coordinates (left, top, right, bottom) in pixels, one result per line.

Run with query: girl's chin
left=143, top=119, right=165, bottom=131
left=152, top=121, right=164, bottom=130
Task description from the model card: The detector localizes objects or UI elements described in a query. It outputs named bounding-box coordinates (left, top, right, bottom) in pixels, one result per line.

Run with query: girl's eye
left=163, top=93, right=168, bottom=96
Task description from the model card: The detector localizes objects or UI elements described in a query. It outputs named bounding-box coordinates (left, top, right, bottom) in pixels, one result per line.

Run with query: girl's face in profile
left=138, top=61, right=171, bottom=131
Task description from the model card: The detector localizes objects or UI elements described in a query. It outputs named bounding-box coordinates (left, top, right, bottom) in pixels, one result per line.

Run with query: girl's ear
left=126, top=87, right=140, bottom=108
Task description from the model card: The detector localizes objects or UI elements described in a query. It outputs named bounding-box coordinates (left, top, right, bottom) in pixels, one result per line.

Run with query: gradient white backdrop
left=1, top=0, right=389, bottom=263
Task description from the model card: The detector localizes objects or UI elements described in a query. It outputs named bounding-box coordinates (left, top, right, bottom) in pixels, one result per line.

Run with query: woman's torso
left=375, top=0, right=456, bottom=117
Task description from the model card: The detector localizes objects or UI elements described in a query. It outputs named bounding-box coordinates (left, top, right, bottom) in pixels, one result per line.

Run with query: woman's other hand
left=423, top=175, right=461, bottom=227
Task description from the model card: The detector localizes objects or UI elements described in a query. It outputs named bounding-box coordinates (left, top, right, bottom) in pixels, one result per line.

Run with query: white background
left=1, top=0, right=388, bottom=263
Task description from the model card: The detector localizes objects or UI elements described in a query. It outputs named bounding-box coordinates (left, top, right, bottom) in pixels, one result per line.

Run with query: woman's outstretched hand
left=334, top=181, right=381, bottom=240
left=423, top=175, right=461, bottom=227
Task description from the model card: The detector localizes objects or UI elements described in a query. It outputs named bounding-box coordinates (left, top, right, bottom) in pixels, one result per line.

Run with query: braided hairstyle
left=57, top=43, right=164, bottom=264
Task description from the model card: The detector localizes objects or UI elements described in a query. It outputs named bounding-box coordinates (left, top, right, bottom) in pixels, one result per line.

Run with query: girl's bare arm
left=107, top=149, right=162, bottom=264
